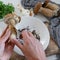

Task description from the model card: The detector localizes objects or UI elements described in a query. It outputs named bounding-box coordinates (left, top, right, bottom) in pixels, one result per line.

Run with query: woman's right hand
left=12, top=30, right=46, bottom=60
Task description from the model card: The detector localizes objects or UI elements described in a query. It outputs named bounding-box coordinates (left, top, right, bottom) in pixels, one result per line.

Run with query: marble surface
left=0, top=0, right=60, bottom=60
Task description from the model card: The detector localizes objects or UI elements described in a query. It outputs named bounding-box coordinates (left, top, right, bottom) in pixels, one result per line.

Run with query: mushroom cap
left=42, top=0, right=50, bottom=7
left=4, top=13, right=21, bottom=26
left=33, top=2, right=42, bottom=15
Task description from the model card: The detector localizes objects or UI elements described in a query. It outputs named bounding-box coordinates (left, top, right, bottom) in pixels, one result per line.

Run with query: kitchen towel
left=49, top=16, right=60, bottom=48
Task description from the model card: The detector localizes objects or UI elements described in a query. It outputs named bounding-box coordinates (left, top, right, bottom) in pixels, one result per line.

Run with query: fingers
left=1, top=28, right=11, bottom=43
left=5, top=42, right=14, bottom=56
left=11, top=39, right=23, bottom=50
left=8, top=40, right=15, bottom=48
left=28, top=31, right=34, bottom=38
left=22, top=30, right=29, bottom=39
left=5, top=39, right=15, bottom=51
left=22, top=30, right=36, bottom=44
left=22, top=30, right=30, bottom=42
left=22, top=30, right=36, bottom=42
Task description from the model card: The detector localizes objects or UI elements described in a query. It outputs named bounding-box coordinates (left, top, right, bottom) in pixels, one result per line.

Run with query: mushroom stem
left=9, top=25, right=17, bottom=39
left=39, top=7, right=54, bottom=17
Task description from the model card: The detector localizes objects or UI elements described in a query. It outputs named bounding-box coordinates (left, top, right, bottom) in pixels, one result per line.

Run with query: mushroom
left=42, top=0, right=59, bottom=11
left=4, top=13, right=21, bottom=39
left=33, top=2, right=42, bottom=15
left=4, top=13, right=21, bottom=26
left=33, top=2, right=54, bottom=17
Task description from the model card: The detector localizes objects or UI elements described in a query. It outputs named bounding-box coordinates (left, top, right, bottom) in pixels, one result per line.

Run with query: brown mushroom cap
left=33, top=2, right=42, bottom=15
left=4, top=13, right=21, bottom=26
left=42, top=0, right=50, bottom=7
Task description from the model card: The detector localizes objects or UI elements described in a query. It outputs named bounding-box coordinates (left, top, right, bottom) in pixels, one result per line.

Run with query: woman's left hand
left=0, top=28, right=14, bottom=60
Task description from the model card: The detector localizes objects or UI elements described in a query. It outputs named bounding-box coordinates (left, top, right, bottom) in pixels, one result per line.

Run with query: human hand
left=12, top=30, right=46, bottom=60
left=0, top=28, right=14, bottom=60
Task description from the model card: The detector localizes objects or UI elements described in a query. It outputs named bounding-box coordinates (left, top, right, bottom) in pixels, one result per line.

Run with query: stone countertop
left=10, top=23, right=60, bottom=60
